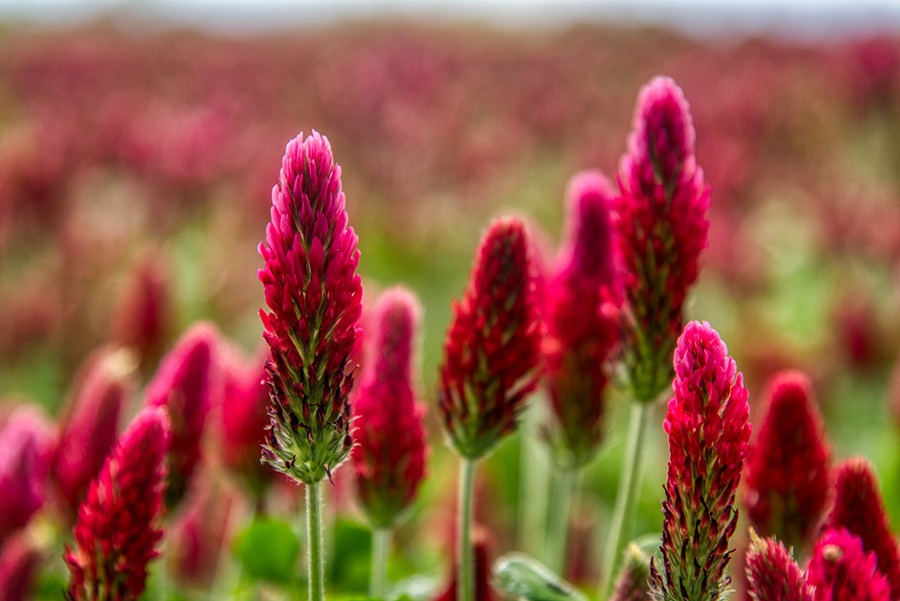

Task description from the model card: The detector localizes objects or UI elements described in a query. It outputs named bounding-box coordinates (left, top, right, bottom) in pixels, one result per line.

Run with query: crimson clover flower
left=807, top=528, right=891, bottom=601
left=258, top=130, right=363, bottom=484
left=745, top=530, right=814, bottom=601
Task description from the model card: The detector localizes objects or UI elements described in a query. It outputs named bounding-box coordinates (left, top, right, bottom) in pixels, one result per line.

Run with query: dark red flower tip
left=650, top=321, right=751, bottom=601
left=808, top=528, right=891, bottom=601
left=64, top=407, right=170, bottom=601
left=438, top=216, right=543, bottom=460
left=146, top=322, right=220, bottom=505
left=542, top=171, right=621, bottom=467
left=825, top=457, right=900, bottom=599
left=54, top=347, right=135, bottom=515
left=258, top=131, right=363, bottom=484
left=745, top=530, right=814, bottom=601
left=743, top=370, right=831, bottom=551
left=614, top=76, right=711, bottom=402
left=610, top=543, right=651, bottom=601
left=351, top=287, right=428, bottom=528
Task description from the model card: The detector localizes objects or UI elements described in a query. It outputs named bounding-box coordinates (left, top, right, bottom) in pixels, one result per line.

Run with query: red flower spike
left=649, top=321, right=751, bottom=601
left=614, top=76, right=711, bottom=402
left=146, top=322, right=219, bottom=505
left=543, top=171, right=621, bottom=468
left=351, top=287, right=428, bottom=528
left=438, top=216, right=543, bottom=460
left=745, top=530, right=814, bottom=601
left=826, top=458, right=900, bottom=599
left=64, top=407, right=171, bottom=601
left=258, top=131, right=363, bottom=484
left=610, top=543, right=651, bottom=601
left=109, top=255, right=170, bottom=371
left=54, top=347, right=135, bottom=515
left=0, top=531, right=42, bottom=601
left=0, top=406, right=55, bottom=543
left=807, top=529, right=891, bottom=601
left=743, top=370, right=831, bottom=551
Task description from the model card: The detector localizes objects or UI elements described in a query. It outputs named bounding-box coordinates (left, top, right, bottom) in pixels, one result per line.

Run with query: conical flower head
left=807, top=529, right=891, bottom=601
left=146, top=322, right=219, bottom=505
left=614, top=76, right=710, bottom=402
left=650, top=321, right=750, bottom=601
left=745, top=530, right=814, bottom=601
left=610, top=543, right=651, bottom=601
left=743, top=370, right=831, bottom=551
left=438, top=216, right=543, bottom=460
left=825, top=458, right=900, bottom=598
left=258, top=131, right=363, bottom=484
left=351, top=287, right=428, bottom=528
left=54, top=347, right=134, bottom=515
left=543, top=171, right=621, bottom=468
left=64, top=407, right=170, bottom=601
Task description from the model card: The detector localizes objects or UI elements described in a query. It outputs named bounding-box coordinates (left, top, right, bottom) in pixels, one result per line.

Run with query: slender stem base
left=458, top=458, right=477, bottom=601
left=370, top=528, right=391, bottom=598
left=307, top=480, right=325, bottom=601
left=545, top=467, right=576, bottom=576
left=599, top=402, right=652, bottom=600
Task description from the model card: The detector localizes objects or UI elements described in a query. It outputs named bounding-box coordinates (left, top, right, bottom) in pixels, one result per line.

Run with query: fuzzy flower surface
left=542, top=171, right=621, bottom=468
left=351, top=287, right=428, bottom=528
left=649, top=321, right=751, bottom=601
left=146, top=322, right=219, bottom=505
left=745, top=530, right=814, bottom=601
left=825, top=458, right=900, bottom=599
left=743, top=370, right=831, bottom=551
left=438, top=216, right=543, bottom=460
left=614, top=76, right=710, bottom=402
left=64, top=407, right=170, bottom=601
left=807, top=529, right=891, bottom=601
left=258, top=131, right=363, bottom=484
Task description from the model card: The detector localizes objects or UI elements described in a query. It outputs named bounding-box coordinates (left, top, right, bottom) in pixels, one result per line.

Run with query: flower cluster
left=745, top=531, right=814, bottom=601
left=807, top=529, right=891, bottom=601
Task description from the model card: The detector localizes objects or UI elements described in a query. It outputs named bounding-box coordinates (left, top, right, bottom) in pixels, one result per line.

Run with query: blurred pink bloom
left=109, top=256, right=170, bottom=371
left=0, top=531, right=41, bottom=601
left=807, top=529, right=891, bottom=601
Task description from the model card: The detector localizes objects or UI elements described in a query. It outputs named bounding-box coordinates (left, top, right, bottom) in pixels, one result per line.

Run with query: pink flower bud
left=65, top=407, right=170, bottom=601
left=745, top=531, right=813, bottom=601
left=650, top=321, right=750, bottom=601
left=438, top=217, right=543, bottom=460
left=109, top=255, right=170, bottom=371
left=351, top=287, right=428, bottom=527
left=807, top=529, right=891, bottom=601
left=146, top=322, right=219, bottom=505
left=610, top=544, right=651, bottom=601
left=258, top=131, right=363, bottom=484
left=542, top=171, right=621, bottom=467
left=743, top=370, right=831, bottom=551
left=54, top=347, right=135, bottom=515
left=825, top=458, right=900, bottom=599
left=614, top=77, right=710, bottom=402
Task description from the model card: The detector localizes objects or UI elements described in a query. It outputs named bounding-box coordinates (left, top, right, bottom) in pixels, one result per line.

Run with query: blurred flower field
left=1, top=19, right=900, bottom=600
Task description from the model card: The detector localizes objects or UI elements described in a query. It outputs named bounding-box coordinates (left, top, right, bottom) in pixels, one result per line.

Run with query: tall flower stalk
left=350, top=287, right=428, bottom=598
left=648, top=321, right=750, bottom=601
left=258, top=131, right=363, bottom=601
left=603, top=75, right=710, bottom=597
left=438, top=216, right=542, bottom=601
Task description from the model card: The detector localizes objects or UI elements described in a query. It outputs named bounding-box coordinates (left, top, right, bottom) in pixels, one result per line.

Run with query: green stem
left=545, top=467, right=576, bottom=576
left=458, top=458, right=477, bottom=601
left=519, top=403, right=549, bottom=556
left=370, top=528, right=391, bottom=598
left=599, top=402, right=652, bottom=600
left=307, top=480, right=325, bottom=601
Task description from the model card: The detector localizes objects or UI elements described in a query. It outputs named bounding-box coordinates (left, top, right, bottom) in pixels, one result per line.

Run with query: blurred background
left=1, top=0, right=900, bottom=596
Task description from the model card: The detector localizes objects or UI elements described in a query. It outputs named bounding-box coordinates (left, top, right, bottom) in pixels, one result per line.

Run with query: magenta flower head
left=807, top=529, right=891, bottom=601
left=64, top=407, right=170, bottom=601
left=54, top=347, right=135, bottom=515
left=614, top=76, right=710, bottom=402
left=351, top=287, right=428, bottom=528
left=438, top=216, right=543, bottom=460
left=258, top=131, right=363, bottom=484
left=745, top=530, right=814, bottom=601
left=0, top=406, right=55, bottom=542
left=146, top=322, right=219, bottom=505
left=542, top=171, right=621, bottom=468
left=649, top=321, right=751, bottom=601
left=743, top=370, right=831, bottom=551
left=0, top=531, right=42, bottom=601
left=825, top=457, right=900, bottom=598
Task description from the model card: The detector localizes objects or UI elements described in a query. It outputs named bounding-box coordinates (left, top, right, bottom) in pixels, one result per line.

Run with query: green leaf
left=491, top=553, right=588, bottom=601
left=328, top=518, right=372, bottom=593
left=233, top=516, right=301, bottom=585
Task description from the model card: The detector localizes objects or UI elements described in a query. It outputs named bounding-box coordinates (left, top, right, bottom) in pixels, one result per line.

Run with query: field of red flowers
left=1, top=20, right=899, bottom=601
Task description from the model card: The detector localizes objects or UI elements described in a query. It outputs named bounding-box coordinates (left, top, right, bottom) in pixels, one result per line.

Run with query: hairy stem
left=458, top=458, right=477, bottom=601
